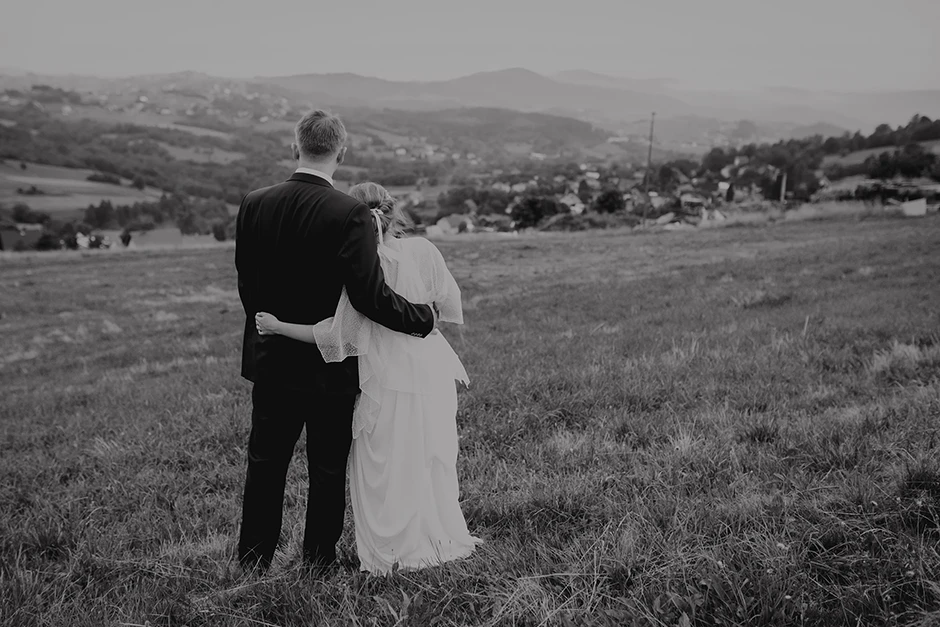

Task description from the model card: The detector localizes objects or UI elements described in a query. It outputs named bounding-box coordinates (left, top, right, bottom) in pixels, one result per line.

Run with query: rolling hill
left=256, top=67, right=938, bottom=132
left=255, top=68, right=694, bottom=122
left=345, top=107, right=614, bottom=157
left=2, top=66, right=936, bottom=165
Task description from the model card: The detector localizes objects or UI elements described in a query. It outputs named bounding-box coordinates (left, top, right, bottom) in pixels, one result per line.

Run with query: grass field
left=0, top=161, right=164, bottom=217
left=58, top=106, right=236, bottom=141
left=154, top=142, right=246, bottom=165
left=1, top=216, right=939, bottom=626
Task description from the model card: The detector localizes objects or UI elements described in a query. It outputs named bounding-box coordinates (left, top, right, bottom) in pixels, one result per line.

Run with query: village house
left=559, top=193, right=586, bottom=215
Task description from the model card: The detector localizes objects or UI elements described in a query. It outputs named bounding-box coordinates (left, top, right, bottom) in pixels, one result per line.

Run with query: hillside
left=347, top=107, right=613, bottom=158
left=0, top=78, right=638, bottom=164
left=822, top=138, right=940, bottom=167
left=4, top=67, right=934, bottom=161
left=258, top=68, right=939, bottom=131
left=255, top=68, right=693, bottom=122
left=5, top=66, right=937, bottom=135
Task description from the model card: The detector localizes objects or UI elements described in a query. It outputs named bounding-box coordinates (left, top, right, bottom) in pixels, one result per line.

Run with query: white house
left=559, top=193, right=586, bottom=215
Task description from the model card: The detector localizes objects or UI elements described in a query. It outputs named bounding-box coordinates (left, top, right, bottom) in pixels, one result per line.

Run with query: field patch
left=57, top=105, right=236, bottom=140
left=0, top=160, right=164, bottom=215
left=822, top=138, right=940, bottom=167
left=154, top=141, right=245, bottom=164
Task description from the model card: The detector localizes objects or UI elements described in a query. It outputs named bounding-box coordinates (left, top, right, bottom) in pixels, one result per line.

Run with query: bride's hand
left=255, top=312, right=280, bottom=336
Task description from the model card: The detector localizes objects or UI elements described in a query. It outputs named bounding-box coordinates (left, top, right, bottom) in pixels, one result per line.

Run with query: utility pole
left=779, top=171, right=787, bottom=203
left=643, top=111, right=655, bottom=222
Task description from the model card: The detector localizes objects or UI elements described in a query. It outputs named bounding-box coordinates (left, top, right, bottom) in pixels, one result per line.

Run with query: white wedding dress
left=312, top=233, right=481, bottom=574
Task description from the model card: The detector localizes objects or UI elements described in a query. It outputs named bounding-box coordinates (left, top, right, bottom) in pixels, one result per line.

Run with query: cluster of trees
left=81, top=194, right=232, bottom=236
left=701, top=115, right=940, bottom=190
left=7, top=203, right=50, bottom=225
left=2, top=193, right=235, bottom=252
left=655, top=114, right=940, bottom=202
left=822, top=115, right=940, bottom=153
left=432, top=184, right=630, bottom=230
left=1, top=203, right=102, bottom=250
left=86, top=172, right=124, bottom=186
left=505, top=189, right=632, bottom=230
left=21, top=85, right=83, bottom=105
left=828, top=142, right=940, bottom=181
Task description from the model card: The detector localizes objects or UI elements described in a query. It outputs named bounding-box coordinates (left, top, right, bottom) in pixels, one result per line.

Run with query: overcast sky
left=2, top=0, right=938, bottom=91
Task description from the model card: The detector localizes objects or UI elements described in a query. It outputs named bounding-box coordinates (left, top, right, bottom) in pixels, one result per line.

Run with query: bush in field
left=35, top=232, right=63, bottom=251
left=510, top=195, right=564, bottom=229
left=211, top=220, right=228, bottom=242
left=86, top=172, right=122, bottom=185
left=12, top=203, right=50, bottom=225
left=592, top=188, right=626, bottom=214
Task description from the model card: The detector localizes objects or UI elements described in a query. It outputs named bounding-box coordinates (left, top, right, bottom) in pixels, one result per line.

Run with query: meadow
left=0, top=161, right=164, bottom=218
left=1, top=215, right=939, bottom=626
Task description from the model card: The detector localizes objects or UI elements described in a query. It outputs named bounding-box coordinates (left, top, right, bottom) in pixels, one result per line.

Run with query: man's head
left=292, top=109, right=347, bottom=168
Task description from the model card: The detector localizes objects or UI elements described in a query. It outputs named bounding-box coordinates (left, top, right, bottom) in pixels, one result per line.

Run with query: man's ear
left=290, top=143, right=300, bottom=161
left=337, top=146, right=346, bottom=165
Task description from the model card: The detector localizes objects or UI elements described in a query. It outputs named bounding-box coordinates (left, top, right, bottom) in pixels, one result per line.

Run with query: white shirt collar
left=294, top=167, right=334, bottom=187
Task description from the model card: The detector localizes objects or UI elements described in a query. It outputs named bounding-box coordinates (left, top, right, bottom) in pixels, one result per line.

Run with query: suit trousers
left=237, top=381, right=356, bottom=570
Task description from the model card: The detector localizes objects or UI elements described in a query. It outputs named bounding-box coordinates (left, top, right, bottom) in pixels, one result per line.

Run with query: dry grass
left=1, top=216, right=939, bottom=626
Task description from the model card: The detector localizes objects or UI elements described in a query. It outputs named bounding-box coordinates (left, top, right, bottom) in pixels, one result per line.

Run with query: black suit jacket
left=235, top=172, right=434, bottom=393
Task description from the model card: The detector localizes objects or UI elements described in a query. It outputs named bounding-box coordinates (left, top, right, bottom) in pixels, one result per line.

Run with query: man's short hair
left=295, top=110, right=347, bottom=160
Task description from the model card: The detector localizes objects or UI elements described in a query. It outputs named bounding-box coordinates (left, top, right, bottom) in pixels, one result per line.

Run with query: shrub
left=592, top=188, right=626, bottom=214
left=211, top=221, right=228, bottom=242
left=86, top=173, right=122, bottom=185
left=35, top=232, right=63, bottom=251
left=510, top=195, right=564, bottom=229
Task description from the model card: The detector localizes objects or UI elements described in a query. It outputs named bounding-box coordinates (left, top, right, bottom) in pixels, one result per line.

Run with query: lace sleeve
left=312, top=286, right=372, bottom=362
left=411, top=238, right=463, bottom=325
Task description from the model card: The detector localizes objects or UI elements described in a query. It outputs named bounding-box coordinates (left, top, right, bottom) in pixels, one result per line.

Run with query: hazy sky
left=3, top=0, right=938, bottom=90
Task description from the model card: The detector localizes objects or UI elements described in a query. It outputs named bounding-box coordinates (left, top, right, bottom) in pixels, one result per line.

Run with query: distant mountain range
left=2, top=66, right=937, bottom=156
left=252, top=67, right=938, bottom=132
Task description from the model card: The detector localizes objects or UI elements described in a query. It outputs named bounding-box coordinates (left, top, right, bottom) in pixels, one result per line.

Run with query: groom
left=234, top=109, right=436, bottom=572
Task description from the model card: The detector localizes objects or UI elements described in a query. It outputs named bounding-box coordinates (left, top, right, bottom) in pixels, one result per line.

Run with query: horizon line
left=0, top=65, right=937, bottom=95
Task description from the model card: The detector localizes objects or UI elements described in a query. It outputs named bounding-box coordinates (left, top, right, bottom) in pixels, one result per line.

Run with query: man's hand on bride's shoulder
left=255, top=312, right=281, bottom=336
left=428, top=302, right=442, bottom=336
left=430, top=302, right=441, bottom=332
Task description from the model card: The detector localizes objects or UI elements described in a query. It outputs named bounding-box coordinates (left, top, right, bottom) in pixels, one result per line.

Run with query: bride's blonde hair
left=347, top=182, right=412, bottom=240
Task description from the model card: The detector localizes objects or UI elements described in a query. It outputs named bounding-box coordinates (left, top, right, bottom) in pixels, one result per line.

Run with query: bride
left=254, top=182, right=481, bottom=574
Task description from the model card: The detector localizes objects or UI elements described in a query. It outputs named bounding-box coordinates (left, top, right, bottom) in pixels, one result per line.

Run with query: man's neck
left=296, top=159, right=336, bottom=178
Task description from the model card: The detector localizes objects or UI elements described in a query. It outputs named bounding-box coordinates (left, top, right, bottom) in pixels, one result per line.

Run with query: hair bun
left=372, top=197, right=394, bottom=214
